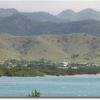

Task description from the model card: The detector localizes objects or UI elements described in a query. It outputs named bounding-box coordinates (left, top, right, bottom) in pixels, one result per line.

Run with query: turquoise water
left=0, top=75, right=100, bottom=97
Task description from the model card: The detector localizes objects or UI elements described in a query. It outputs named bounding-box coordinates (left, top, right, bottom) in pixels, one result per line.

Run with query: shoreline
left=1, top=73, right=100, bottom=78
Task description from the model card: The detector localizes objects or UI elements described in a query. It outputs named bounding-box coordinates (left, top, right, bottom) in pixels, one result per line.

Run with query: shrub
left=29, top=90, right=41, bottom=97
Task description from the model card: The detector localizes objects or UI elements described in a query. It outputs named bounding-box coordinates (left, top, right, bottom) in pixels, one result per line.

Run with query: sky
left=0, top=0, right=100, bottom=15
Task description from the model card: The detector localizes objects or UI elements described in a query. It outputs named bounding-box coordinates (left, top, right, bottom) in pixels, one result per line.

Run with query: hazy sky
left=0, top=0, right=100, bottom=15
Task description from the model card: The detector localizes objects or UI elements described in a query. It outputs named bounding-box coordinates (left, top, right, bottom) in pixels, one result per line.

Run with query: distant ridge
left=57, top=8, right=100, bottom=22
left=0, top=8, right=18, bottom=17
left=0, top=8, right=100, bottom=22
left=0, top=8, right=100, bottom=35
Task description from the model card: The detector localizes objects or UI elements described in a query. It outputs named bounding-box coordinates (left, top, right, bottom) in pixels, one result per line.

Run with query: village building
left=58, top=61, right=70, bottom=69
left=0, top=60, right=6, bottom=65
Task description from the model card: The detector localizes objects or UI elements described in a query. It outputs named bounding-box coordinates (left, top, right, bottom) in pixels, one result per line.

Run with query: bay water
left=0, top=75, right=100, bottom=97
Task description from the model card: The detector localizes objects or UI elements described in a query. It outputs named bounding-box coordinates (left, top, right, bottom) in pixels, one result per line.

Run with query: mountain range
left=0, top=8, right=100, bottom=35
left=1, top=8, right=100, bottom=22
left=0, top=8, right=100, bottom=63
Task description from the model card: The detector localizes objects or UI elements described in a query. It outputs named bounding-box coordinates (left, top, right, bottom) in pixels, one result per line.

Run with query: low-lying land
left=0, top=59, right=100, bottom=76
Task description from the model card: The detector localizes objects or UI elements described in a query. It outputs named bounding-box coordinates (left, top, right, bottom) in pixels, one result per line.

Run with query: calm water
left=0, top=75, right=100, bottom=97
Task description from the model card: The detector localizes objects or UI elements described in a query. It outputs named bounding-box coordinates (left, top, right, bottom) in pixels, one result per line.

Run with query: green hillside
left=0, top=33, right=100, bottom=63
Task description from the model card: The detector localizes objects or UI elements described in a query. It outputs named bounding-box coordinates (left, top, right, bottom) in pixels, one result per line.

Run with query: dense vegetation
left=0, top=59, right=100, bottom=76
left=0, top=59, right=63, bottom=76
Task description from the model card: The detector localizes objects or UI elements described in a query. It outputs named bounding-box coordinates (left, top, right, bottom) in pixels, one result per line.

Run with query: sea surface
left=0, top=75, right=100, bottom=97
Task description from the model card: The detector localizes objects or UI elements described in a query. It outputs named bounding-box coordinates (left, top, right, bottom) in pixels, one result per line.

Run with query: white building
left=62, top=62, right=69, bottom=67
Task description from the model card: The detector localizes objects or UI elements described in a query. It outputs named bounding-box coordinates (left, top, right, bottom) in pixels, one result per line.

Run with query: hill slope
left=0, top=33, right=100, bottom=63
left=0, top=14, right=100, bottom=35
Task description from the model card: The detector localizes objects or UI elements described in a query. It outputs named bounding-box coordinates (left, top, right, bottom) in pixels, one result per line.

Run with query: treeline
left=0, top=58, right=62, bottom=76
left=0, top=59, right=100, bottom=76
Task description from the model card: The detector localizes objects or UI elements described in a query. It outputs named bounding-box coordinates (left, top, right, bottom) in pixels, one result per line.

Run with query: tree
left=39, top=58, right=45, bottom=64
left=71, top=54, right=79, bottom=59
